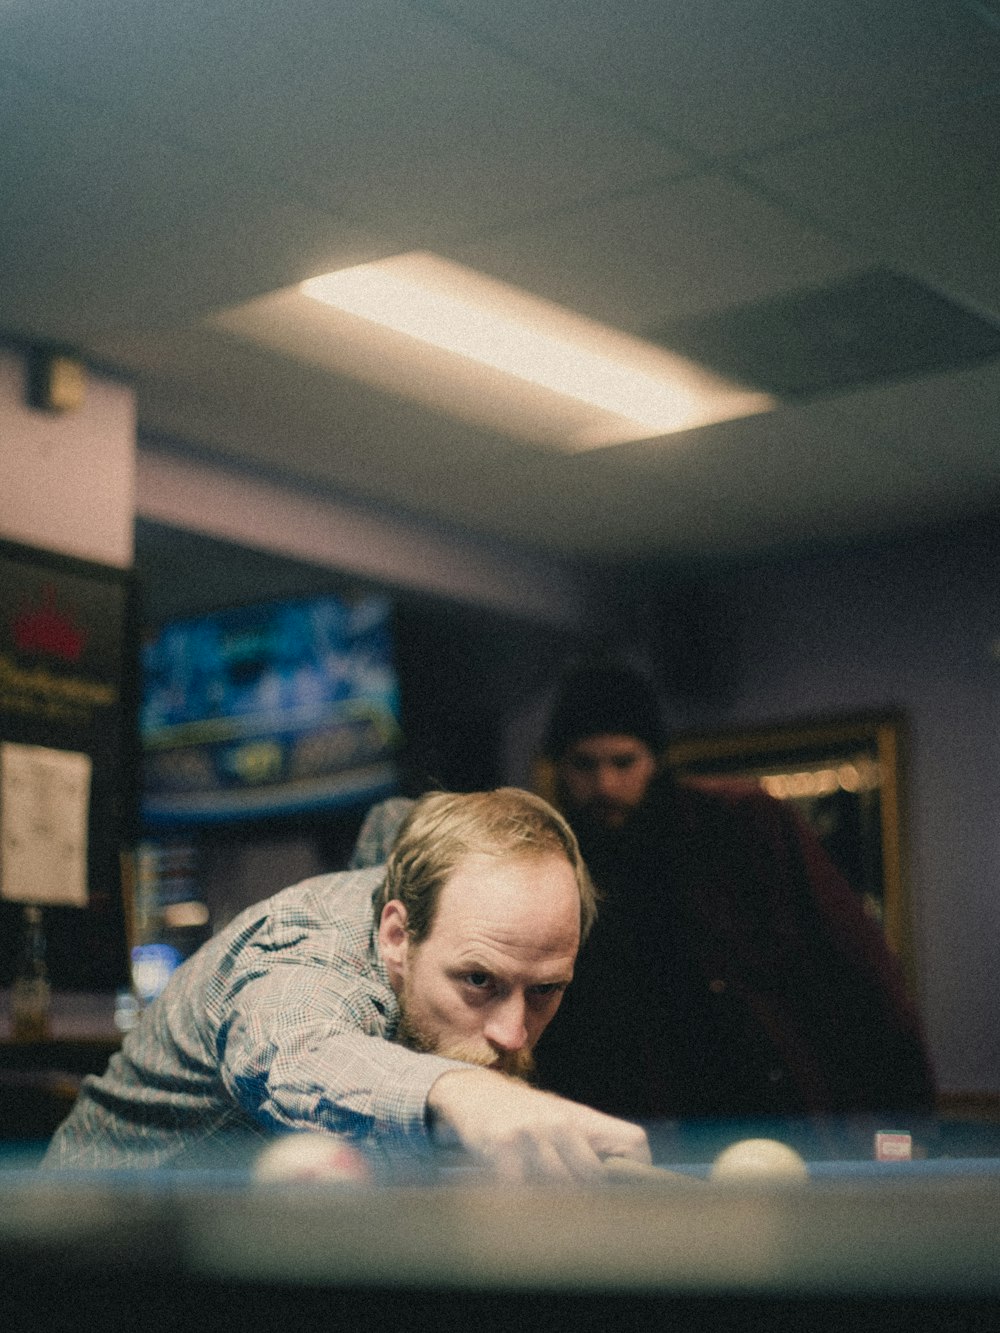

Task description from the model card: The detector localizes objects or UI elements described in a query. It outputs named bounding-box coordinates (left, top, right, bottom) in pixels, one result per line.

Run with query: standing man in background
left=534, top=660, right=936, bottom=1142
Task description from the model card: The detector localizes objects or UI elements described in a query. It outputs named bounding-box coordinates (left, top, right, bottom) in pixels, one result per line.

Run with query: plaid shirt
left=42, top=858, right=463, bottom=1171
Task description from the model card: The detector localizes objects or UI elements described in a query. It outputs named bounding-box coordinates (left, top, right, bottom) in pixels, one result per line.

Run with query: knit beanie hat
left=542, top=661, right=666, bottom=760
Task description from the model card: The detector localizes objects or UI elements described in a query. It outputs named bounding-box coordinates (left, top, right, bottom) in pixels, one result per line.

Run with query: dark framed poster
left=0, top=539, right=138, bottom=990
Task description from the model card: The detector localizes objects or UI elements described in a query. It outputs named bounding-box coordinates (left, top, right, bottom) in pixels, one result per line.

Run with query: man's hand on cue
left=427, top=1067, right=651, bottom=1182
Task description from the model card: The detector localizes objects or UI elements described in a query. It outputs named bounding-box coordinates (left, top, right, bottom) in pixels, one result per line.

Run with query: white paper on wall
left=0, top=741, right=91, bottom=906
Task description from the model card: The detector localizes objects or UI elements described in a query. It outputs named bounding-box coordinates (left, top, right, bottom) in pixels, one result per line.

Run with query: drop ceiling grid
left=0, top=0, right=691, bottom=248
left=416, top=0, right=1000, bottom=158
left=739, top=95, right=1000, bottom=316
left=2, top=0, right=999, bottom=565
left=446, top=173, right=862, bottom=335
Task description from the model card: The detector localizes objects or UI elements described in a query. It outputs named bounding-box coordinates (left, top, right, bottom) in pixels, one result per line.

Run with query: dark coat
left=535, top=774, right=936, bottom=1131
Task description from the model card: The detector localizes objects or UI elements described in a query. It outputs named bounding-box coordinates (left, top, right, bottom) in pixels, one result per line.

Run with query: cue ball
left=709, top=1138, right=809, bottom=1182
left=253, top=1132, right=372, bottom=1184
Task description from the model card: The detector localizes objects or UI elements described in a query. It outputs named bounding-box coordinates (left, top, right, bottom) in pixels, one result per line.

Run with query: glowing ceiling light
left=296, top=253, right=773, bottom=446
left=307, top=267, right=690, bottom=434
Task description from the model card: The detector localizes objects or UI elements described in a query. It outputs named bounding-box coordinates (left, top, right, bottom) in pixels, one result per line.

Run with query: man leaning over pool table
left=42, top=788, right=650, bottom=1180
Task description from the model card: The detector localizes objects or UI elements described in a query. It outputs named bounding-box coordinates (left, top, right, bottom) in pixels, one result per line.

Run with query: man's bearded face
left=557, top=734, right=658, bottom=829
left=381, top=851, right=579, bottom=1084
left=396, top=997, right=536, bottom=1080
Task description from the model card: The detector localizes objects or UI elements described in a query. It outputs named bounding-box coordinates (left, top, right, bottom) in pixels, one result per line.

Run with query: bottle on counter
left=11, top=903, right=51, bottom=1041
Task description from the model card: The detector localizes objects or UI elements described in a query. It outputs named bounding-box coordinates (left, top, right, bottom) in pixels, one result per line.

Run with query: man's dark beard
left=555, top=775, right=649, bottom=838
left=562, top=769, right=675, bottom=848
left=395, top=1004, right=536, bottom=1082
left=562, top=791, right=643, bottom=845
left=580, top=798, right=636, bottom=830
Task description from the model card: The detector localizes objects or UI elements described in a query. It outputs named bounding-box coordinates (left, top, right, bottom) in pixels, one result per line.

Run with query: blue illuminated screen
left=140, top=593, right=402, bottom=825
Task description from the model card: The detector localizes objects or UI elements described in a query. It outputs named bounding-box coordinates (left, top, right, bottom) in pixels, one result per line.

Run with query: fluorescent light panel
left=221, top=253, right=774, bottom=450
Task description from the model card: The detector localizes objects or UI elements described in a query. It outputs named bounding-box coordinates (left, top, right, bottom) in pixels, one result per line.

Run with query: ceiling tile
left=0, top=0, right=688, bottom=242
left=742, top=96, right=1000, bottom=316
left=446, top=174, right=858, bottom=333
left=3, top=0, right=999, bottom=565
left=824, top=361, right=1000, bottom=482
left=650, top=269, right=1000, bottom=399
left=425, top=0, right=1000, bottom=157
left=0, top=73, right=383, bottom=335
left=553, top=397, right=989, bottom=559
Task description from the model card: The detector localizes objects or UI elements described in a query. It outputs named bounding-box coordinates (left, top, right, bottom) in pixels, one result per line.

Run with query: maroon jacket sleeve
left=695, top=782, right=936, bottom=1115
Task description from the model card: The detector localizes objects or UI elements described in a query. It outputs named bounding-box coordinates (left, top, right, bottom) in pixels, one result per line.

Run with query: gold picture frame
left=667, top=711, right=915, bottom=992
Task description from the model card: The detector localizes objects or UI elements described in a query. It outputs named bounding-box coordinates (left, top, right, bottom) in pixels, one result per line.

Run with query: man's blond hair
left=378, top=787, right=596, bottom=945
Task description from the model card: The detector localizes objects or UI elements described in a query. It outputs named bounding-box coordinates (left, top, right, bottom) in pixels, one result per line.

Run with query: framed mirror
left=667, top=711, right=914, bottom=990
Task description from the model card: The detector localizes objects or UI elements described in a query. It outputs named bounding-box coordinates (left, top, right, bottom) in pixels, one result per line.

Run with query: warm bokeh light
left=161, top=901, right=211, bottom=929
left=758, top=756, right=881, bottom=801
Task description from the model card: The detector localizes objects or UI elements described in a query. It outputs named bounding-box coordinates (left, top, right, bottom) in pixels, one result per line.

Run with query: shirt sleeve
left=349, top=797, right=414, bottom=869
left=204, top=907, right=466, bottom=1152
